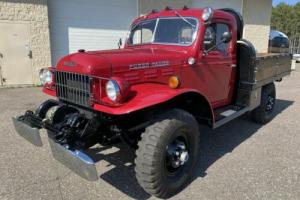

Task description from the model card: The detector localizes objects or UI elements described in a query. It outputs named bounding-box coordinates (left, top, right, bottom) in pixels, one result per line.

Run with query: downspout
left=137, top=0, right=140, bottom=17
left=241, top=0, right=245, bottom=38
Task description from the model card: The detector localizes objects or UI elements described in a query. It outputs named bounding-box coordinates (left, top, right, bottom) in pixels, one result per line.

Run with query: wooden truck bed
left=255, top=53, right=292, bottom=87
left=239, top=53, right=292, bottom=90
left=236, top=53, right=291, bottom=107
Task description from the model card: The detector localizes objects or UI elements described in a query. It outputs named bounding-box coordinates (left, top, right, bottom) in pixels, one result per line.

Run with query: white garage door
left=48, top=0, right=138, bottom=65
left=192, top=0, right=242, bottom=13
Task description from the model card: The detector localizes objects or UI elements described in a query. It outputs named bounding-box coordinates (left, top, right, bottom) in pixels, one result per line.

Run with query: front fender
left=93, top=83, right=212, bottom=116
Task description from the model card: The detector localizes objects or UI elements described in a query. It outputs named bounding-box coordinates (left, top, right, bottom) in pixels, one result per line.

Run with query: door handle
left=27, top=50, right=32, bottom=59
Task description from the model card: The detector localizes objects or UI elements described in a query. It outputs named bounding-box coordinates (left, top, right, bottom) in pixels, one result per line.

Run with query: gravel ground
left=0, top=68, right=299, bottom=200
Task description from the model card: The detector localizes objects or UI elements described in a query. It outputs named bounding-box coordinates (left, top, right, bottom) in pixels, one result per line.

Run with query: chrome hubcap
left=166, top=139, right=189, bottom=170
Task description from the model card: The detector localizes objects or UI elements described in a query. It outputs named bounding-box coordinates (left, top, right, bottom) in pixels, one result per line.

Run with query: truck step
left=213, top=105, right=250, bottom=129
left=214, top=105, right=241, bottom=121
left=220, top=109, right=237, bottom=117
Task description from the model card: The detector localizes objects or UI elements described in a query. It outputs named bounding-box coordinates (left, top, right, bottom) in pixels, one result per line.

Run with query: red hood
left=56, top=48, right=187, bottom=77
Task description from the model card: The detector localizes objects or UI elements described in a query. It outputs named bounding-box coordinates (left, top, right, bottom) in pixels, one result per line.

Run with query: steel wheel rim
left=165, top=135, right=189, bottom=175
left=266, top=95, right=275, bottom=113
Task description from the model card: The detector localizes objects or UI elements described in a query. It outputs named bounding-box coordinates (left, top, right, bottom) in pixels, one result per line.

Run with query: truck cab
left=13, top=7, right=291, bottom=199
left=44, top=8, right=239, bottom=115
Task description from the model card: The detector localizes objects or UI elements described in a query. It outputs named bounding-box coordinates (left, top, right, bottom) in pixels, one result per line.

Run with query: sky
left=273, top=0, right=300, bottom=6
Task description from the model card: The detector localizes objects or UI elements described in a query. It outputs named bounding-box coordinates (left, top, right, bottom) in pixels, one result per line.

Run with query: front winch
left=12, top=99, right=99, bottom=181
left=54, top=112, right=88, bottom=146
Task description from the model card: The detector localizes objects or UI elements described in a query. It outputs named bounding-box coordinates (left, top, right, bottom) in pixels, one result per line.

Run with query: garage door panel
left=69, top=28, right=127, bottom=53
left=49, top=0, right=137, bottom=65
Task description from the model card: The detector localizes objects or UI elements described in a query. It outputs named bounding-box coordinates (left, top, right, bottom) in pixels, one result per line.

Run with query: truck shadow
left=194, top=99, right=293, bottom=178
left=86, top=99, right=293, bottom=200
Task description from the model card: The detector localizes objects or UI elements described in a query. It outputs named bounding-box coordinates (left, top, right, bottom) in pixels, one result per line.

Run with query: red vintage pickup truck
left=13, top=7, right=291, bottom=198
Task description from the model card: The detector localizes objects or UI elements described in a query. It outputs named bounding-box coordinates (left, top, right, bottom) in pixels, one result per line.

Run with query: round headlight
left=39, top=68, right=53, bottom=85
left=202, top=7, right=213, bottom=22
left=106, top=80, right=121, bottom=101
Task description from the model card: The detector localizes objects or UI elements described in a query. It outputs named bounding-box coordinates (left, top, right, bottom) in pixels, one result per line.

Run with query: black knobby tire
left=252, top=83, right=276, bottom=124
left=135, top=109, right=200, bottom=199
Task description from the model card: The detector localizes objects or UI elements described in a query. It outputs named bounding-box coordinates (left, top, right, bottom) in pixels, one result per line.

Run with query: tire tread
left=135, top=109, right=200, bottom=198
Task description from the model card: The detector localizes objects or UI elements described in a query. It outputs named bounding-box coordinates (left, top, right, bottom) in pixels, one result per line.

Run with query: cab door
left=198, top=21, right=236, bottom=108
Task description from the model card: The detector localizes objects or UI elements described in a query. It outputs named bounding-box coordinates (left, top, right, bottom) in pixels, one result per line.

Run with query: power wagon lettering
left=129, top=60, right=170, bottom=70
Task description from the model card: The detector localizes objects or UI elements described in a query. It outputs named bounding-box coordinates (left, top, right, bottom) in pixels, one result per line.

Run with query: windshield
left=127, top=17, right=198, bottom=46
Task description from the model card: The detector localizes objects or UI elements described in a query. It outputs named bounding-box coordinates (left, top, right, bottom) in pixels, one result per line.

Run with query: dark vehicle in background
left=269, top=36, right=289, bottom=53
left=269, top=30, right=289, bottom=53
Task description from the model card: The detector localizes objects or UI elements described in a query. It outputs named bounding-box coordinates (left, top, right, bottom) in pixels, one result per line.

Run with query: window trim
left=127, top=17, right=200, bottom=47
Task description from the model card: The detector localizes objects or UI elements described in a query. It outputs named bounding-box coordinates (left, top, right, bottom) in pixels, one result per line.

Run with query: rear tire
left=251, top=83, right=276, bottom=124
left=135, top=109, right=200, bottom=199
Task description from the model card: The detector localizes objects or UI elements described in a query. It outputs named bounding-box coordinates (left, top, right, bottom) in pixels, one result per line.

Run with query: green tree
left=271, top=2, right=300, bottom=53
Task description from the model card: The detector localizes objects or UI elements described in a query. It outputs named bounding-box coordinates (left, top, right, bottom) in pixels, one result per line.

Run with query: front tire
left=135, top=109, right=200, bottom=199
left=251, top=83, right=276, bottom=124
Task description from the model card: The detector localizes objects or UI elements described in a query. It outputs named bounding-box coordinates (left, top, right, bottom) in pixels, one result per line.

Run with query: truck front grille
left=55, top=71, right=91, bottom=107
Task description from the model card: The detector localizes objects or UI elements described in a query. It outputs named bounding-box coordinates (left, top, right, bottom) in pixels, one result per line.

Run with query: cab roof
left=132, top=7, right=234, bottom=25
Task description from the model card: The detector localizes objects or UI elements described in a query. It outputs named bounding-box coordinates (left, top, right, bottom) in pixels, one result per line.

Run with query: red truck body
left=13, top=7, right=292, bottom=199
left=43, top=9, right=237, bottom=121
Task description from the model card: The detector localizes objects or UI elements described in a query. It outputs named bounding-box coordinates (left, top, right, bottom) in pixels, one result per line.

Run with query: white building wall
left=242, top=0, right=272, bottom=53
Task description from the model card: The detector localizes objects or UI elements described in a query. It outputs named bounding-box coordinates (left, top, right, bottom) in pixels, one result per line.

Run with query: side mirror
left=221, top=31, right=231, bottom=43
left=203, top=31, right=232, bottom=56
left=118, top=38, right=123, bottom=49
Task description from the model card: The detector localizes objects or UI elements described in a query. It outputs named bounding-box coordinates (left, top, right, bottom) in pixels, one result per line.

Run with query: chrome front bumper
left=48, top=139, right=98, bottom=181
left=12, top=117, right=43, bottom=147
left=12, top=117, right=98, bottom=181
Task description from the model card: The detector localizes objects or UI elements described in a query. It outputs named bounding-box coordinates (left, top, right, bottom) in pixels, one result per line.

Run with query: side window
left=216, top=24, right=230, bottom=51
left=203, top=23, right=230, bottom=52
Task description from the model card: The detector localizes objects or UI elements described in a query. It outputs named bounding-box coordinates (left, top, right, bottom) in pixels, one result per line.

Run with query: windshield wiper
left=175, top=11, right=196, bottom=29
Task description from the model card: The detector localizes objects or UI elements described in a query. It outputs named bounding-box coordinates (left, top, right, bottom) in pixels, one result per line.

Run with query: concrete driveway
left=0, top=70, right=299, bottom=200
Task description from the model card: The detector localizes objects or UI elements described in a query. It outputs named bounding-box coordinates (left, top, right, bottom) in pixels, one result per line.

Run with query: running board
left=213, top=107, right=250, bottom=129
